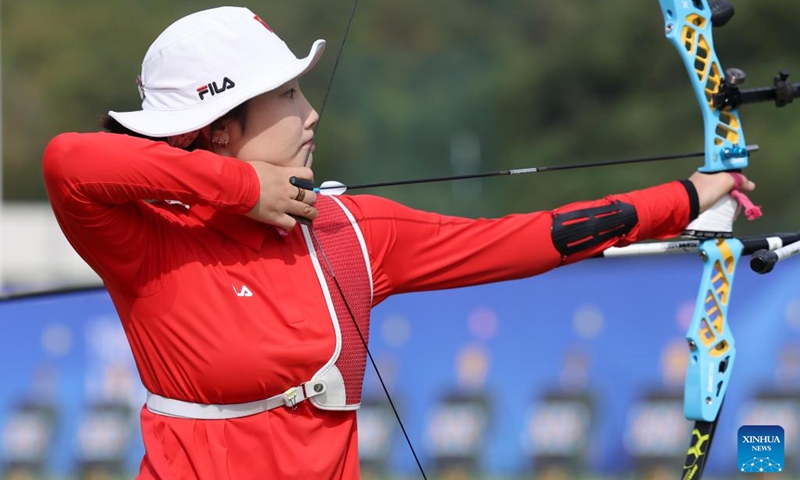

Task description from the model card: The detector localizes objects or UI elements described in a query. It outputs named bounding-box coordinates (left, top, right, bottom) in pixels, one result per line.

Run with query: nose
left=300, top=91, right=319, bottom=130
left=304, top=105, right=319, bottom=131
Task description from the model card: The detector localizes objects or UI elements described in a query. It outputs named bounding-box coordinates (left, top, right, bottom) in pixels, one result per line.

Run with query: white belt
left=145, top=381, right=327, bottom=420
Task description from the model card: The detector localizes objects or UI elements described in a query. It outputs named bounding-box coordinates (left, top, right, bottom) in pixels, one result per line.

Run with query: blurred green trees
left=3, top=0, right=799, bottom=234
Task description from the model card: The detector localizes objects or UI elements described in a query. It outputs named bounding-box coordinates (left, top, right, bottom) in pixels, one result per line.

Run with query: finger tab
left=290, top=176, right=316, bottom=191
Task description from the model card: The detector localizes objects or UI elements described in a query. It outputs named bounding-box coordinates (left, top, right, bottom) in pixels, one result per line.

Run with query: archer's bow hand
left=689, top=171, right=755, bottom=213
left=685, top=172, right=759, bottom=238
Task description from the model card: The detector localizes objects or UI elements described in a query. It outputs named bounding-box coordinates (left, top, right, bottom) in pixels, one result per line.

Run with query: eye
left=283, top=88, right=296, bottom=99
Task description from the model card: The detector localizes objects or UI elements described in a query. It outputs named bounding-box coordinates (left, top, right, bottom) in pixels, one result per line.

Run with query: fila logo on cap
left=197, top=77, right=236, bottom=100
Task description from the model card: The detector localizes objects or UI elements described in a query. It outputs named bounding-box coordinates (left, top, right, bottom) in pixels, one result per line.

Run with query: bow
left=658, top=1, right=797, bottom=478
left=658, top=1, right=746, bottom=477
left=299, top=1, right=800, bottom=478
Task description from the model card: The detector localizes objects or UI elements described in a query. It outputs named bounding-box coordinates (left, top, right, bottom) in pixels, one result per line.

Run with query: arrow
left=290, top=145, right=760, bottom=194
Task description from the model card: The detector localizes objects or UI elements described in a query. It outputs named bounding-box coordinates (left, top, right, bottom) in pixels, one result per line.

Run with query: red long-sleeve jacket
left=42, top=131, right=693, bottom=480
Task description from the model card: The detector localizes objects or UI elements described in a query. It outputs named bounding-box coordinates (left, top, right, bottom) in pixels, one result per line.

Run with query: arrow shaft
left=325, top=150, right=708, bottom=192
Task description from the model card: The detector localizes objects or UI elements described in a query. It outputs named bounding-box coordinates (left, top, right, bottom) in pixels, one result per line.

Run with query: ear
left=210, top=124, right=229, bottom=149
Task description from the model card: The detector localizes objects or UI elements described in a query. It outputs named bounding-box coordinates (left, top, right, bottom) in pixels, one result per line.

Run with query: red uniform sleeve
left=42, top=132, right=260, bottom=294
left=337, top=180, right=693, bottom=304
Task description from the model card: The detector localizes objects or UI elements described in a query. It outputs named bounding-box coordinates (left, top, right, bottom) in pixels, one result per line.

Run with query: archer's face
left=226, top=80, right=319, bottom=167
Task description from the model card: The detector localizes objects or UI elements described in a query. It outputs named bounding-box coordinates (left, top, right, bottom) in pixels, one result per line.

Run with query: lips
left=301, top=139, right=315, bottom=167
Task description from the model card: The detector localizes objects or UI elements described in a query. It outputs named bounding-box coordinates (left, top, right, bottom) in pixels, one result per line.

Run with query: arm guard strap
left=551, top=201, right=637, bottom=256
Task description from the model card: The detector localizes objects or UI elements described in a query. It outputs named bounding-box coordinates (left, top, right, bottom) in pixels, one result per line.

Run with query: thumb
left=730, top=172, right=756, bottom=192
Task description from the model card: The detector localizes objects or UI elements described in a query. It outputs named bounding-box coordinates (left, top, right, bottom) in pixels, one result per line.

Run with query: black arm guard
left=551, top=201, right=638, bottom=257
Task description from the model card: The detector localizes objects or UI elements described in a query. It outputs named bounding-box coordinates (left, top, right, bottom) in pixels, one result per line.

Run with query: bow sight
left=714, top=69, right=800, bottom=110
left=706, top=0, right=800, bottom=110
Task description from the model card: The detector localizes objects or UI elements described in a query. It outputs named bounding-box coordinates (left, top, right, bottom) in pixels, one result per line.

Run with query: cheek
left=236, top=127, right=295, bottom=164
left=237, top=137, right=281, bottom=163
left=233, top=101, right=305, bottom=164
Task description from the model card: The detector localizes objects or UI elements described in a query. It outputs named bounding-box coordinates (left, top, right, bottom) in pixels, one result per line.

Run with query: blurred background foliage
left=2, top=0, right=800, bottom=235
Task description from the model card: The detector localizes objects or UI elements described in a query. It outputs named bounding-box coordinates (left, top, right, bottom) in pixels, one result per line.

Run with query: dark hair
left=100, top=102, right=249, bottom=151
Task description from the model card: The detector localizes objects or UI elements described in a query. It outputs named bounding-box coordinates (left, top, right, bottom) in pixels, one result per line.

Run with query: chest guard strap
left=301, top=195, right=373, bottom=410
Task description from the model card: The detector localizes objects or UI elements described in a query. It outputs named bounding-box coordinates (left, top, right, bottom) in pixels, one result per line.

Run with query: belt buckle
left=283, top=387, right=298, bottom=410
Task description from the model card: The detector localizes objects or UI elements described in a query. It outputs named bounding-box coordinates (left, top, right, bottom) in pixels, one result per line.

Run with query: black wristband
left=680, top=179, right=700, bottom=222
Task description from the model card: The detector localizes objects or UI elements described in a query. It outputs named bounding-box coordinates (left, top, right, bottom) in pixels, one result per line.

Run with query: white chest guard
left=301, top=195, right=373, bottom=411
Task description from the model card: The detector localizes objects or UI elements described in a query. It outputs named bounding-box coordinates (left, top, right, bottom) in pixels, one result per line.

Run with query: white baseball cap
left=109, top=7, right=325, bottom=137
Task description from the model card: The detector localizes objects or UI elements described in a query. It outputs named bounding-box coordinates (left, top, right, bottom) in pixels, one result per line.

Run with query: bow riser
left=685, top=238, right=741, bottom=421
left=660, top=0, right=748, bottom=172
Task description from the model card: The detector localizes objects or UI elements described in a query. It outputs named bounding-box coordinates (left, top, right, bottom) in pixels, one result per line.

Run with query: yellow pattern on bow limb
left=681, top=428, right=711, bottom=480
left=688, top=428, right=711, bottom=457
left=688, top=428, right=711, bottom=461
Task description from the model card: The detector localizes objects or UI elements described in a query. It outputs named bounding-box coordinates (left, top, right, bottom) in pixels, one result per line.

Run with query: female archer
left=42, top=6, right=753, bottom=480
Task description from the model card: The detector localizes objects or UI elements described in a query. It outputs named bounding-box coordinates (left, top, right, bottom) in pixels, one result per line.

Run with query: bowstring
left=302, top=2, right=429, bottom=479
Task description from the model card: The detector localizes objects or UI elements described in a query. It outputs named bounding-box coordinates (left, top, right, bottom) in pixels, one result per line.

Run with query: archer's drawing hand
left=245, top=161, right=318, bottom=229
